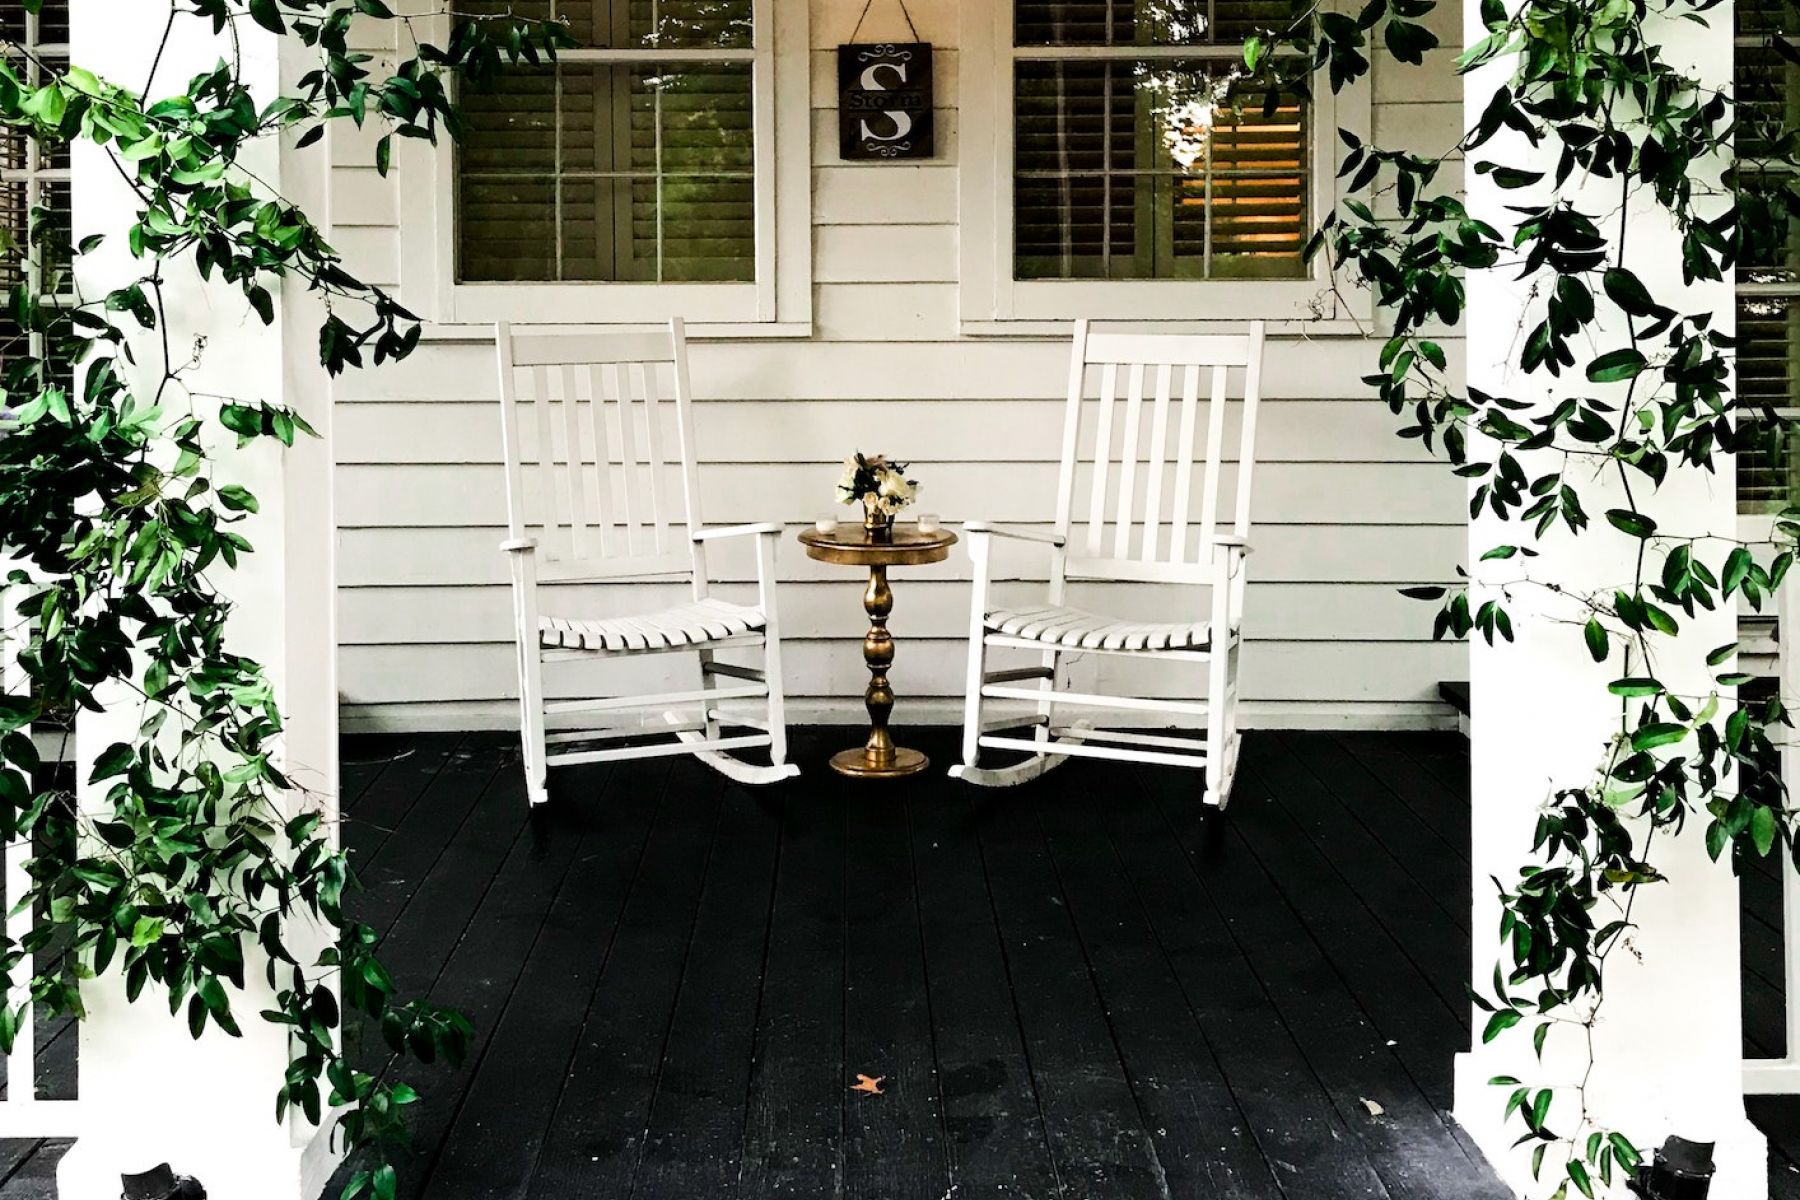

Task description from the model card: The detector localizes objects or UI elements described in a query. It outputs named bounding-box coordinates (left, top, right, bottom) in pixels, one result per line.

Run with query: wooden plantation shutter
left=456, top=0, right=756, bottom=284
left=1735, top=0, right=1800, bottom=511
left=1011, top=0, right=1307, bottom=282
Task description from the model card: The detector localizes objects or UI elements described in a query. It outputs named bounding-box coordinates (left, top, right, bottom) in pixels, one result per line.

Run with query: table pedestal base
left=830, top=745, right=930, bottom=779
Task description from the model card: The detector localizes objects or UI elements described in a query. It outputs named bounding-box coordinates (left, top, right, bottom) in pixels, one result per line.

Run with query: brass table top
left=798, top=523, right=958, bottom=567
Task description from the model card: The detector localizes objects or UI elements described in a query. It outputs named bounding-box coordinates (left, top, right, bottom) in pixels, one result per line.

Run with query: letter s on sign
left=859, top=60, right=914, bottom=142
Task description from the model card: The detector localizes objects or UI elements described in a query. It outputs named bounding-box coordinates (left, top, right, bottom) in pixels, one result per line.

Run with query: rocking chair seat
left=984, top=604, right=1214, bottom=652
left=539, top=597, right=766, bottom=653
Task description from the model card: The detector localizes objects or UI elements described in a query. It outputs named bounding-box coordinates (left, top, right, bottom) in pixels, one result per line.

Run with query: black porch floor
left=4, top=728, right=1800, bottom=1197
left=327, top=727, right=1508, bottom=1200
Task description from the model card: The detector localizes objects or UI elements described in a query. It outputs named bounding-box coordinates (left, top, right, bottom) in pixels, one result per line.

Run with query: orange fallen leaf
left=851, top=1073, right=886, bottom=1095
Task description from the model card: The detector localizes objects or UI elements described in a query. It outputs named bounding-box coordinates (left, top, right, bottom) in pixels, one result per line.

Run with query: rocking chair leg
left=520, top=645, right=550, bottom=807
left=1203, top=646, right=1232, bottom=810
left=762, top=635, right=793, bottom=771
left=957, top=634, right=988, bottom=772
left=696, top=648, right=723, bottom=742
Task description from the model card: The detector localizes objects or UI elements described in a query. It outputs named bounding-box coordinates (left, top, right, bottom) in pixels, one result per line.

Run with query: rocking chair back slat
left=1139, top=363, right=1173, bottom=563
left=1056, top=322, right=1266, bottom=581
left=496, top=321, right=698, bottom=581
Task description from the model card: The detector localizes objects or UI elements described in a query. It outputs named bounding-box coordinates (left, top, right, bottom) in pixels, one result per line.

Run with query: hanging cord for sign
left=848, top=0, right=922, bottom=44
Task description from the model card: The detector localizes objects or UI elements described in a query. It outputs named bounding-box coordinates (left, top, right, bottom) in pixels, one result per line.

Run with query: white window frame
left=1, top=5, right=72, bottom=355
left=959, top=0, right=1370, bottom=330
left=396, top=0, right=812, bottom=333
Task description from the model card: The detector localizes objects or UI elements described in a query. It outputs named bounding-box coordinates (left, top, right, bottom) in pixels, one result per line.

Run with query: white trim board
left=341, top=698, right=1461, bottom=734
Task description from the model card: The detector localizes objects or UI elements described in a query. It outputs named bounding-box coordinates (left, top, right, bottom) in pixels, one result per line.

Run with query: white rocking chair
left=495, top=319, right=799, bottom=805
left=952, top=320, right=1266, bottom=808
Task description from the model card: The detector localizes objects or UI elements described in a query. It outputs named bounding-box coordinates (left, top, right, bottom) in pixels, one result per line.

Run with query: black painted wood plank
left=1233, top=738, right=1470, bottom=1081
left=1290, top=732, right=1470, bottom=916
left=1099, top=759, right=1395, bottom=1200
left=1391, top=733, right=1473, bottom=802
left=841, top=776, right=950, bottom=1200
left=413, top=757, right=675, bottom=1200
left=1336, top=733, right=1472, bottom=864
left=520, top=761, right=725, bottom=1200
left=1033, top=766, right=1282, bottom=1200
left=1145, top=753, right=1504, bottom=1200
left=1263, top=732, right=1471, bottom=1015
left=628, top=785, right=784, bottom=1199
left=738, top=763, right=848, bottom=1200
left=907, top=783, right=1062, bottom=1200
left=330, top=755, right=642, bottom=1200
left=972, top=788, right=1169, bottom=1200
left=343, top=733, right=463, bottom=861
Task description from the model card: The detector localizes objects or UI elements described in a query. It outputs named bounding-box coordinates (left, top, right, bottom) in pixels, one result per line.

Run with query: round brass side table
left=798, top=522, right=958, bottom=779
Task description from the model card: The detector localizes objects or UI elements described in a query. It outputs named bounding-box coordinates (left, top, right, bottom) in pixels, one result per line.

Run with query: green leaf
left=1482, top=1009, right=1522, bottom=1043
left=1586, top=348, right=1647, bottom=383
left=1602, top=268, right=1657, bottom=316
left=1584, top=618, right=1609, bottom=663
left=1754, top=805, right=1779, bottom=857
left=1605, top=509, right=1658, bottom=539
left=248, top=0, right=287, bottom=34
left=1631, top=722, right=1688, bottom=751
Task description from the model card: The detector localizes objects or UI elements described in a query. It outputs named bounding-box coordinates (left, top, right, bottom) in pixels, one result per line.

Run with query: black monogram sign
left=837, top=43, right=934, bottom=160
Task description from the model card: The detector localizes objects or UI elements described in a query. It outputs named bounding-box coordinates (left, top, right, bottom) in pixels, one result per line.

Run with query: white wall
left=322, top=0, right=1468, bottom=732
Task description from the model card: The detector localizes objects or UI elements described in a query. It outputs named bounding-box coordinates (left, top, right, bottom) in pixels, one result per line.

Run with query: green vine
left=0, top=3, right=567, bottom=1197
left=1247, top=0, right=1796, bottom=1192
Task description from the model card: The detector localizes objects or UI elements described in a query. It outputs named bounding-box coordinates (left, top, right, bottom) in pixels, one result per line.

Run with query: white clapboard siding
left=326, top=0, right=1471, bottom=731
left=336, top=398, right=1420, bottom=465
left=337, top=462, right=1460, bottom=529
left=340, top=523, right=1463, bottom=588
left=341, top=580, right=1442, bottom=645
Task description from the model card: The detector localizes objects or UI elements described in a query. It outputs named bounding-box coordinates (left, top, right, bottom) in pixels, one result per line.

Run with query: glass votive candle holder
left=814, top=513, right=839, bottom=533
left=916, top=512, right=941, bottom=534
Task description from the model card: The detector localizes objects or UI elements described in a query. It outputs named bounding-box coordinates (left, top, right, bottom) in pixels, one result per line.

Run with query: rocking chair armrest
left=962, top=521, right=1067, bottom=547
left=499, top=537, right=538, bottom=555
left=691, top=522, right=783, bottom=543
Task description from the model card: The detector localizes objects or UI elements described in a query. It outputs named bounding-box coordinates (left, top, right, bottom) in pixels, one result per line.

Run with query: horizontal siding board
left=814, top=165, right=958, bottom=226
left=338, top=638, right=1465, bottom=705
left=332, top=337, right=1467, bottom=402
left=336, top=461, right=1459, bottom=528
left=814, top=282, right=961, bottom=340
left=815, top=223, right=958, bottom=283
left=340, top=579, right=1446, bottom=645
left=334, top=397, right=1438, bottom=465
left=810, top=0, right=961, bottom=48
left=338, top=523, right=1465, bottom=588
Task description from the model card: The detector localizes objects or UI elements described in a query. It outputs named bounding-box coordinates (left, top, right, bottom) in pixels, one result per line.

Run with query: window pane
left=467, top=0, right=755, bottom=49
left=1014, top=61, right=1306, bottom=280
left=1738, top=293, right=1800, bottom=513
left=457, top=62, right=754, bottom=283
left=1016, top=0, right=1289, bottom=46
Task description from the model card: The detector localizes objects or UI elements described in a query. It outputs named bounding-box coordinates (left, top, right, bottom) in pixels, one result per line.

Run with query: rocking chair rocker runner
left=495, top=320, right=799, bottom=805
left=952, top=320, right=1267, bottom=807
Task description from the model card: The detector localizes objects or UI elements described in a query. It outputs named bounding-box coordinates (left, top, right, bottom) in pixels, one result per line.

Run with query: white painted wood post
left=53, top=5, right=341, bottom=1198
left=1453, top=0, right=1765, bottom=1191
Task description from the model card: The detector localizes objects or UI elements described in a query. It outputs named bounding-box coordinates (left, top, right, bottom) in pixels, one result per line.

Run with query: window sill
left=416, top=320, right=816, bottom=342
left=958, top=316, right=1383, bottom=339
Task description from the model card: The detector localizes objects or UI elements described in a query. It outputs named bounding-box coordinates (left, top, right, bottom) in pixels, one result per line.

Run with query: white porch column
left=56, top=4, right=340, bottom=1198
left=1452, top=0, right=1764, bottom=1194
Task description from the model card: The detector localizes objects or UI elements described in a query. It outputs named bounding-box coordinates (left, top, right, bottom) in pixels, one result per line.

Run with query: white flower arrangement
left=835, top=452, right=919, bottom=517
